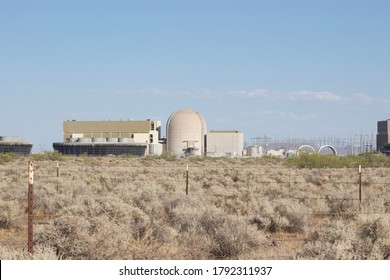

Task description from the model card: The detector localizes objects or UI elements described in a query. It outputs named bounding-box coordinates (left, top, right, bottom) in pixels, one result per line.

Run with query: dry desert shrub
left=1, top=156, right=390, bottom=260
left=176, top=206, right=271, bottom=259
left=0, top=201, right=20, bottom=229
left=250, top=198, right=307, bottom=234
left=34, top=203, right=179, bottom=259
left=0, top=244, right=58, bottom=260
left=298, top=215, right=390, bottom=259
left=201, top=211, right=270, bottom=259
left=162, top=197, right=271, bottom=259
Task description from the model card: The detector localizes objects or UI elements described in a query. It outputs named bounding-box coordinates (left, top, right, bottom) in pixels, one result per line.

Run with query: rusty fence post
left=186, top=165, right=189, bottom=195
left=28, top=160, right=34, bottom=254
left=358, top=165, right=362, bottom=212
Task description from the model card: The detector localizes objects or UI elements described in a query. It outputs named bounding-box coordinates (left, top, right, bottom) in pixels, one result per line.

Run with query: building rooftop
left=209, top=130, right=241, bottom=133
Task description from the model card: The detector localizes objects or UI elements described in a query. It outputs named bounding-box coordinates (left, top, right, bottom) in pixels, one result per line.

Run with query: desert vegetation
left=1, top=153, right=390, bottom=260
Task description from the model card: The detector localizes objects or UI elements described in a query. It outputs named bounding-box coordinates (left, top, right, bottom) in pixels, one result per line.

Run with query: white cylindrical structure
left=247, top=146, right=260, bottom=157
left=166, top=109, right=207, bottom=157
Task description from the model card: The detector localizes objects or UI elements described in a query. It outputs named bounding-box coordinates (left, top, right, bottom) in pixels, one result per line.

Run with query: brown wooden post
left=186, top=165, right=189, bottom=195
left=28, top=160, right=34, bottom=254
left=56, top=162, right=59, bottom=177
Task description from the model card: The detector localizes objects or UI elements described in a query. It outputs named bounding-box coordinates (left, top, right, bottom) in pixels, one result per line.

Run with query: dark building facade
left=53, top=142, right=147, bottom=156
left=377, top=120, right=390, bottom=153
left=0, top=136, right=32, bottom=155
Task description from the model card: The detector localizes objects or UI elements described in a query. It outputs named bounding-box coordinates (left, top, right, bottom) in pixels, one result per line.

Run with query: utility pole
left=252, top=135, right=271, bottom=153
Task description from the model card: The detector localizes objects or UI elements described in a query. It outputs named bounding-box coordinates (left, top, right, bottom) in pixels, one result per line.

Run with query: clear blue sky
left=1, top=0, right=389, bottom=151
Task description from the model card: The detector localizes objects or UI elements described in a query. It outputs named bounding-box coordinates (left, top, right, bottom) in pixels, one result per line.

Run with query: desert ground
left=1, top=153, right=390, bottom=259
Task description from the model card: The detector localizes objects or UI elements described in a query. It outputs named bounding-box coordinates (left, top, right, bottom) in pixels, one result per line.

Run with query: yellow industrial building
left=63, top=119, right=161, bottom=143
left=53, top=119, right=162, bottom=156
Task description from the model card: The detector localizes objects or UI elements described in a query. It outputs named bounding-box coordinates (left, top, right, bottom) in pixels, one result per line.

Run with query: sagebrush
left=0, top=155, right=389, bottom=259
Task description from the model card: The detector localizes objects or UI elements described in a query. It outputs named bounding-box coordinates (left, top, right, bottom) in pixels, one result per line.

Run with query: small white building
left=206, top=130, right=244, bottom=157
left=267, top=149, right=286, bottom=158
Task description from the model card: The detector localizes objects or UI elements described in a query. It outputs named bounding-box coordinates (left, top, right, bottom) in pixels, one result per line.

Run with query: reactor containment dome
left=166, top=109, right=207, bottom=157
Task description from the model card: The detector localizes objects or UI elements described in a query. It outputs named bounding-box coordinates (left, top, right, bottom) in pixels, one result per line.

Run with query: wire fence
left=31, top=161, right=390, bottom=207
left=1, top=160, right=390, bottom=253
left=30, top=162, right=390, bottom=216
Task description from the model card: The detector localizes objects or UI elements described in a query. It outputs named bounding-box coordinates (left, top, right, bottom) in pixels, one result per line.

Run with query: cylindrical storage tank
left=166, top=109, right=207, bottom=157
left=107, top=138, right=119, bottom=143
left=149, top=143, right=163, bottom=155
left=247, top=146, right=260, bottom=157
left=92, top=137, right=106, bottom=143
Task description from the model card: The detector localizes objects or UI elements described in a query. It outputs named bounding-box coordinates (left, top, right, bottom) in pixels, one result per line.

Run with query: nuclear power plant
left=2, top=109, right=387, bottom=157
left=52, top=108, right=244, bottom=157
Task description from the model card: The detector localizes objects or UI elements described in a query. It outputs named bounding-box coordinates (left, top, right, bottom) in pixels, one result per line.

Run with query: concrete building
left=206, top=130, right=244, bottom=157
left=377, top=119, right=390, bottom=151
left=166, top=109, right=207, bottom=157
left=54, top=119, right=162, bottom=156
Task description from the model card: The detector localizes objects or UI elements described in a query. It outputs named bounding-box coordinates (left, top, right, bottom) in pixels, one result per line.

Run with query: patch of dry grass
left=0, top=156, right=389, bottom=259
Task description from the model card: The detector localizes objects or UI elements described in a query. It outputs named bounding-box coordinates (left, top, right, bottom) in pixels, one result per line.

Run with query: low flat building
left=0, top=136, right=32, bottom=155
left=206, top=130, right=244, bottom=157
left=53, top=119, right=162, bottom=156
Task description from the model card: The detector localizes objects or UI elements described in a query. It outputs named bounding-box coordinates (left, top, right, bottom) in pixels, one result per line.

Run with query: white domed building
left=166, top=109, right=207, bottom=157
